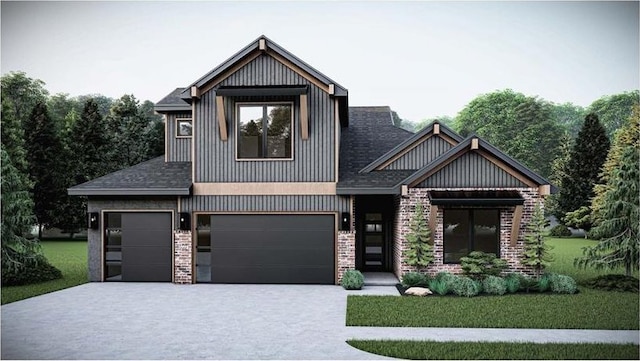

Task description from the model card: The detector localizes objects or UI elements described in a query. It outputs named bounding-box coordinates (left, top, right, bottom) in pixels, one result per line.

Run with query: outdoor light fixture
left=88, top=212, right=99, bottom=229
left=179, top=212, right=191, bottom=231
left=341, top=212, right=350, bottom=231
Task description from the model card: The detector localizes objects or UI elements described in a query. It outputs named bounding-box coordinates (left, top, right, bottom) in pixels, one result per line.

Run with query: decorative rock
left=405, top=287, right=433, bottom=296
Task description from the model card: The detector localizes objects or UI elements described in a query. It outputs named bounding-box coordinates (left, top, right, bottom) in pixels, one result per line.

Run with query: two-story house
left=69, top=35, right=553, bottom=284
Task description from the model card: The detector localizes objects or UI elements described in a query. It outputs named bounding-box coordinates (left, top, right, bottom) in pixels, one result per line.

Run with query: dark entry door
left=208, top=214, right=335, bottom=284
left=363, top=213, right=385, bottom=271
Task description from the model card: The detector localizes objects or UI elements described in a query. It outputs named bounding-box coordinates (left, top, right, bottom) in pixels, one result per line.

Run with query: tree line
left=1, top=71, right=165, bottom=284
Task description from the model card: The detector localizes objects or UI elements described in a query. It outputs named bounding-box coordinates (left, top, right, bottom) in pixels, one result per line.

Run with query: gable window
left=237, top=103, right=292, bottom=159
left=443, top=209, right=499, bottom=263
left=176, top=113, right=192, bottom=137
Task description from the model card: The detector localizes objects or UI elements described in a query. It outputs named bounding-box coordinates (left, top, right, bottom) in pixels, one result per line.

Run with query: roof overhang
left=336, top=187, right=400, bottom=195
left=428, top=190, right=524, bottom=206
left=154, top=104, right=191, bottom=112
left=67, top=187, right=192, bottom=196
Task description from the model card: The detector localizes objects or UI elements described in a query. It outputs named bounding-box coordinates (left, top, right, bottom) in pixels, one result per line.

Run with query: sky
left=2, top=1, right=639, bottom=123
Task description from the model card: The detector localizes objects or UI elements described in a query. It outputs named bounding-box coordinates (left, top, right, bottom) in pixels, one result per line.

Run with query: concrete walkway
left=2, top=284, right=638, bottom=360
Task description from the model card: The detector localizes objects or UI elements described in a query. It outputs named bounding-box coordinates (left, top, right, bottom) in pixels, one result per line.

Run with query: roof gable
left=360, top=121, right=462, bottom=173
left=401, top=135, right=554, bottom=191
left=181, top=35, right=347, bottom=100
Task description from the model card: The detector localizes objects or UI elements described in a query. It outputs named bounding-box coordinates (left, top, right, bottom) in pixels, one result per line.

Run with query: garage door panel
left=209, top=214, right=335, bottom=284
left=122, top=246, right=172, bottom=265
left=211, top=265, right=334, bottom=284
left=122, top=264, right=172, bottom=282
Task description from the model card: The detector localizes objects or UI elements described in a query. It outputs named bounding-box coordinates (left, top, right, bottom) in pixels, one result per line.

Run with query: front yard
left=1, top=240, right=88, bottom=304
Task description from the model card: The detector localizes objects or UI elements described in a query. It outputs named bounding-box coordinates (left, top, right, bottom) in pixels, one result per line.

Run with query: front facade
left=69, top=35, right=553, bottom=284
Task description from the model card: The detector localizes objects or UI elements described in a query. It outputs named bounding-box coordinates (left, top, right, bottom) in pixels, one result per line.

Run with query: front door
left=363, top=212, right=385, bottom=271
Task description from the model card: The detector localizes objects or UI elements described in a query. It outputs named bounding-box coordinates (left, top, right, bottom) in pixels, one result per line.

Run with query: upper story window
left=237, top=103, right=292, bottom=159
left=176, top=113, right=193, bottom=137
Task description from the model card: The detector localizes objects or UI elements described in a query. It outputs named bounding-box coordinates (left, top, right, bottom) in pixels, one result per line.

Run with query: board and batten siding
left=384, top=136, right=454, bottom=170
left=166, top=113, right=192, bottom=162
left=418, top=152, right=529, bottom=188
left=194, top=54, right=336, bottom=183
left=181, top=195, right=350, bottom=213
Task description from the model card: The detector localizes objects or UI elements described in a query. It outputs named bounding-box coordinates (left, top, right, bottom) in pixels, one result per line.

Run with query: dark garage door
left=104, top=212, right=172, bottom=282
left=209, top=214, right=335, bottom=284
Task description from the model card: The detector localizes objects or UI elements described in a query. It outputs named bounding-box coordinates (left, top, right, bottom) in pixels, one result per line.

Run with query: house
left=69, top=35, right=553, bottom=284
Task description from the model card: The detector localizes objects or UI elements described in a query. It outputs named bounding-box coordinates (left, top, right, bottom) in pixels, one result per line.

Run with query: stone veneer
left=174, top=230, right=193, bottom=284
left=393, top=187, right=541, bottom=280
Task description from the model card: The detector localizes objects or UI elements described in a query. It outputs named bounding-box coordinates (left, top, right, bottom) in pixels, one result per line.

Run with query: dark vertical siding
left=181, top=195, right=350, bottom=213
left=385, top=136, right=453, bottom=170
left=419, top=152, right=529, bottom=188
left=166, top=113, right=192, bottom=162
left=194, top=54, right=335, bottom=183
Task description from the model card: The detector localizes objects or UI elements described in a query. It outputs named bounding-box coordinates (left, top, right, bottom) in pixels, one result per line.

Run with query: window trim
left=235, top=101, right=295, bottom=161
left=175, top=114, right=193, bottom=138
left=443, top=208, right=500, bottom=264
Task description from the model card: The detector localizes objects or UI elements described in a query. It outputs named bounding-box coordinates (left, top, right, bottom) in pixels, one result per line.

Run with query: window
left=176, top=113, right=192, bottom=137
left=237, top=103, right=292, bottom=159
left=443, top=209, right=499, bottom=263
left=104, top=213, right=122, bottom=281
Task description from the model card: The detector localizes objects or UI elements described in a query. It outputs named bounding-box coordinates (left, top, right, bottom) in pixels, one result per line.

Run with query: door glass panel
left=365, top=213, right=382, bottom=221
left=196, top=215, right=211, bottom=282
left=364, top=213, right=384, bottom=269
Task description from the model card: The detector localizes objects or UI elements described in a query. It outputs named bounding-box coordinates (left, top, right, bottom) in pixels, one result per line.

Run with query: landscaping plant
left=460, top=251, right=507, bottom=279
left=549, top=224, right=572, bottom=237
left=521, top=202, right=553, bottom=278
left=504, top=273, right=522, bottom=293
left=536, top=274, right=551, bottom=292
left=582, top=274, right=639, bottom=292
left=341, top=269, right=365, bottom=290
left=548, top=273, right=578, bottom=294
left=404, top=202, right=434, bottom=270
left=452, top=276, right=482, bottom=297
left=401, top=272, right=429, bottom=287
left=482, top=275, right=507, bottom=295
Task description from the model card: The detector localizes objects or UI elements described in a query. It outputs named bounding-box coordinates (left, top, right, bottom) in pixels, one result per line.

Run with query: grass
left=1, top=240, right=88, bottom=305
left=346, top=340, right=640, bottom=360
left=347, top=237, right=640, bottom=329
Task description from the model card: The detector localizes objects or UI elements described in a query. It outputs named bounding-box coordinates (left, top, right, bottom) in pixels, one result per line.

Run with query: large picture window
left=237, top=103, right=292, bottom=159
left=443, top=209, right=500, bottom=263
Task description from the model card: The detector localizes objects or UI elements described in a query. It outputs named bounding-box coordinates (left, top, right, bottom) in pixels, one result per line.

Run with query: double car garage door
left=105, top=213, right=335, bottom=284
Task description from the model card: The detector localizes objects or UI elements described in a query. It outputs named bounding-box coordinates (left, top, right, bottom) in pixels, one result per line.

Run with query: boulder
left=405, top=287, right=433, bottom=296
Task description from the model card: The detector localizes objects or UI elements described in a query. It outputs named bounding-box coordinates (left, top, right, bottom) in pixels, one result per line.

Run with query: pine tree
left=575, top=146, right=639, bottom=276
left=405, top=202, right=434, bottom=269
left=24, top=102, right=67, bottom=237
left=591, top=105, right=640, bottom=228
left=556, top=113, right=610, bottom=221
left=547, top=132, right=573, bottom=219
left=521, top=202, right=553, bottom=278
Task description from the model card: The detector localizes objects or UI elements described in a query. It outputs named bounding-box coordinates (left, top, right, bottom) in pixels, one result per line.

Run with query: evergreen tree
left=575, top=146, right=639, bottom=276
left=591, top=105, right=640, bottom=228
left=547, top=132, right=573, bottom=219
left=107, top=94, right=148, bottom=168
left=522, top=202, right=553, bottom=279
left=405, top=202, right=434, bottom=269
left=24, top=102, right=67, bottom=238
left=555, top=113, right=610, bottom=221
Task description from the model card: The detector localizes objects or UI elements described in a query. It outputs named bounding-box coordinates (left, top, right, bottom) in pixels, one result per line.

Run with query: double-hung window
left=443, top=209, right=500, bottom=263
left=237, top=103, right=292, bottom=159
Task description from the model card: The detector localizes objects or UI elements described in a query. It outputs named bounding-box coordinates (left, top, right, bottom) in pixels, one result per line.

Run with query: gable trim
left=198, top=52, right=262, bottom=96
left=476, top=149, right=537, bottom=188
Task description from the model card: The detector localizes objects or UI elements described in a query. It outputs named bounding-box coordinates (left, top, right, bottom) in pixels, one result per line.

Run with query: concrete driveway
left=1, top=283, right=394, bottom=360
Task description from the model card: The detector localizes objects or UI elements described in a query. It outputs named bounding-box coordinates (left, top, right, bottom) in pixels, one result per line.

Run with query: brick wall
left=393, top=187, right=541, bottom=280
left=337, top=195, right=356, bottom=283
left=174, top=230, right=193, bottom=284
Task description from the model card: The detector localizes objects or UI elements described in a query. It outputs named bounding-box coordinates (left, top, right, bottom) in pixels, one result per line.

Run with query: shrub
left=536, top=274, right=551, bottom=292
left=549, top=273, right=578, bottom=294
left=460, top=251, right=508, bottom=279
left=518, top=274, right=538, bottom=293
left=401, top=272, right=429, bottom=287
left=341, top=269, right=364, bottom=290
left=452, top=276, right=482, bottom=297
left=429, top=272, right=457, bottom=295
left=582, top=274, right=639, bottom=292
left=504, top=273, right=522, bottom=294
left=1, top=255, right=62, bottom=286
left=482, top=275, right=507, bottom=295
left=549, top=224, right=572, bottom=237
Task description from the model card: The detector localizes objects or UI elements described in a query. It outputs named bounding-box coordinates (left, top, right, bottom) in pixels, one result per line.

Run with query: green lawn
left=346, top=340, right=640, bottom=360
left=347, top=237, right=639, bottom=329
left=1, top=240, right=88, bottom=304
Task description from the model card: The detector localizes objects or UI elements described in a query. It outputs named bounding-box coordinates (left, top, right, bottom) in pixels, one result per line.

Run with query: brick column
left=337, top=231, right=356, bottom=283
left=174, top=230, right=192, bottom=284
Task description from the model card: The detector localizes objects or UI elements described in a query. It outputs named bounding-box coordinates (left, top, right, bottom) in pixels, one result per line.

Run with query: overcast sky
left=2, top=1, right=638, bottom=122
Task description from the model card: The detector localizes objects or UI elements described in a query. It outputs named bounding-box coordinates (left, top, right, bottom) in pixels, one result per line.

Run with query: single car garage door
left=207, top=214, right=335, bottom=284
left=104, top=212, right=172, bottom=282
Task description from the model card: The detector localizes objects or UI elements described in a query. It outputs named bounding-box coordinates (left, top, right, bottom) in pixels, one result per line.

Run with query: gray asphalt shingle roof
left=337, top=106, right=415, bottom=193
left=68, top=156, right=192, bottom=196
